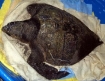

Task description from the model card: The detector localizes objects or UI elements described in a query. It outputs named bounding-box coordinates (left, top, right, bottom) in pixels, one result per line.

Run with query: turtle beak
left=2, top=25, right=9, bottom=32
left=2, top=25, right=11, bottom=36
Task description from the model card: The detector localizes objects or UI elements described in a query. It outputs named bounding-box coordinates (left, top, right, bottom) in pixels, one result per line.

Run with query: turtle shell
left=27, top=3, right=103, bottom=65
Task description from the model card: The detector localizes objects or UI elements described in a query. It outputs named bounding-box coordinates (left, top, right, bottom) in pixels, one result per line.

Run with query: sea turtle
left=2, top=3, right=103, bottom=80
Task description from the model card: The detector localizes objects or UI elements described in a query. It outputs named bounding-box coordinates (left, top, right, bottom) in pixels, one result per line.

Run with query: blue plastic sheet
left=84, top=0, right=105, bottom=24
left=59, top=67, right=76, bottom=80
left=60, top=0, right=92, bottom=15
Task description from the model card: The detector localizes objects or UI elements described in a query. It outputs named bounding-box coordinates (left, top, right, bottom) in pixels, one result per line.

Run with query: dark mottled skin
left=2, top=3, right=103, bottom=80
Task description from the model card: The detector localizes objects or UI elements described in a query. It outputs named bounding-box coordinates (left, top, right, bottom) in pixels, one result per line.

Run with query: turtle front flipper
left=28, top=41, right=69, bottom=80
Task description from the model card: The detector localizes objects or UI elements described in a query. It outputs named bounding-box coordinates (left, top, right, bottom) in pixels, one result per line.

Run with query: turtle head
left=2, top=19, right=40, bottom=42
left=2, top=21, right=23, bottom=40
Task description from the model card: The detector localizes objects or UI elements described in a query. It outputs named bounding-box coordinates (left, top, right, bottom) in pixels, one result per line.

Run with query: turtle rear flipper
left=28, top=41, right=69, bottom=80
left=28, top=61, right=69, bottom=80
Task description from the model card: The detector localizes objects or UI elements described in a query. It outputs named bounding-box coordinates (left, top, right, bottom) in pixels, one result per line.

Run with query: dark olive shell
left=27, top=3, right=103, bottom=65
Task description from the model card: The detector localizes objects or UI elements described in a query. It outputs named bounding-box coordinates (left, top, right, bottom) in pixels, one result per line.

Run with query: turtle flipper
left=28, top=59, right=69, bottom=80
left=35, top=63, right=69, bottom=80
left=28, top=41, right=69, bottom=80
